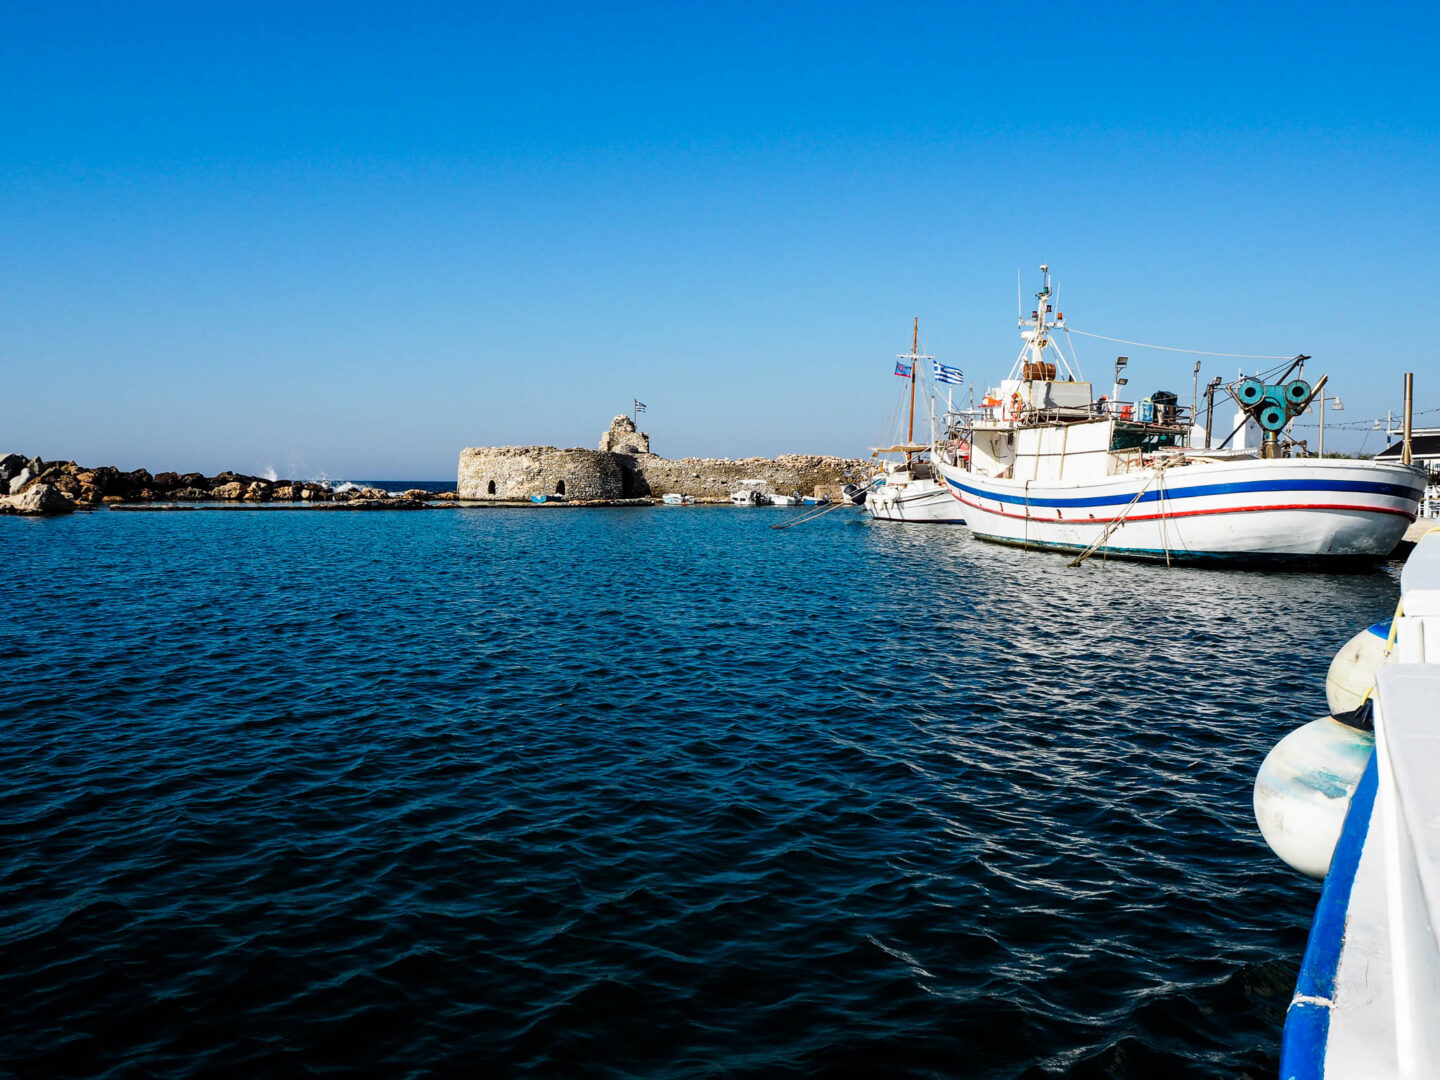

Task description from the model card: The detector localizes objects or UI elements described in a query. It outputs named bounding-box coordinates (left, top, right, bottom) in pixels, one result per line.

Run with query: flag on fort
left=894, top=361, right=912, bottom=377
left=933, top=362, right=964, bottom=385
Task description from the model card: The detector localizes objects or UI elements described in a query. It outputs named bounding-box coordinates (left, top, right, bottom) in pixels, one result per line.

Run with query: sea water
left=0, top=506, right=1400, bottom=1077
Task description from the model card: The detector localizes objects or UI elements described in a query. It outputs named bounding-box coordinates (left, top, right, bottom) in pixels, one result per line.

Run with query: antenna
left=1017, top=269, right=1022, bottom=322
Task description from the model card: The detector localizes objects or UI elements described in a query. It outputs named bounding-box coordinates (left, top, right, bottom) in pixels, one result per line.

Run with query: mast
left=908, top=317, right=918, bottom=454
left=895, top=319, right=933, bottom=463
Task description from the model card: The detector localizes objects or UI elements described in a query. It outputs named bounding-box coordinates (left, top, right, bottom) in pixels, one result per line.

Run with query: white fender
left=1324, top=620, right=1392, bottom=715
left=1253, top=716, right=1374, bottom=879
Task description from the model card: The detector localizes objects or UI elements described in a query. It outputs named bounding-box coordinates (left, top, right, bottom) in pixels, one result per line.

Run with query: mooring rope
left=1067, top=456, right=1183, bottom=568
left=770, top=476, right=881, bottom=530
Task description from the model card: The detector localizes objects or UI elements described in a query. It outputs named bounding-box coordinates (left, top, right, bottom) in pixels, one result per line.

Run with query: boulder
left=358, top=487, right=389, bottom=500
left=272, top=484, right=297, bottom=500
left=172, top=487, right=209, bottom=499
left=400, top=488, right=431, bottom=501
left=0, top=454, right=24, bottom=483
left=9, top=468, right=32, bottom=494
left=76, top=484, right=105, bottom=505
left=178, top=473, right=208, bottom=489
left=0, top=483, right=74, bottom=515
left=152, top=471, right=181, bottom=490
left=211, top=482, right=245, bottom=499
left=433, top=491, right=460, bottom=501
left=242, top=481, right=272, bottom=501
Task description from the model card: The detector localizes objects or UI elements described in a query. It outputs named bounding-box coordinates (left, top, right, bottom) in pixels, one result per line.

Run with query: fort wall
left=456, top=446, right=627, bottom=501
left=457, top=417, right=865, bottom=502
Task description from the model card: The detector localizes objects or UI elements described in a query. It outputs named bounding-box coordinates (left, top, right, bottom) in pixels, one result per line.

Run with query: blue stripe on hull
left=1280, top=752, right=1380, bottom=1079
left=947, top=475, right=1419, bottom=509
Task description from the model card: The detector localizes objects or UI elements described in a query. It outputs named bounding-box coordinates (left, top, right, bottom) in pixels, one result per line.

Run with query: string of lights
left=1286, top=404, right=1440, bottom=431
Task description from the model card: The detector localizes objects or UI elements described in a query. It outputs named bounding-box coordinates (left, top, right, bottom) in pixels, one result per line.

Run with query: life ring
left=1010, top=392, right=1023, bottom=420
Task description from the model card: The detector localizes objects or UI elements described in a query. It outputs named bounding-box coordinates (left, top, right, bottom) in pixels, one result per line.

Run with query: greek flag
left=933, top=362, right=964, bottom=385
left=894, top=361, right=912, bottom=377
left=634, top=399, right=647, bottom=413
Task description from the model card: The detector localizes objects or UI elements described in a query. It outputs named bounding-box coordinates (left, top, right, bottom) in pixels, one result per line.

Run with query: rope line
left=1067, top=457, right=1184, bottom=568
left=1064, top=327, right=1294, bottom=360
left=770, top=477, right=880, bottom=530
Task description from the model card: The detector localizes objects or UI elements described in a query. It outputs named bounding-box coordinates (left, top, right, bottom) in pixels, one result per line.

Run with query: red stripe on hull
left=952, top=493, right=1417, bottom=525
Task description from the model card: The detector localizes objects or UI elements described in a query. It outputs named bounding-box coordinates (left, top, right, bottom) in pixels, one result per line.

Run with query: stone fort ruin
left=457, top=416, right=863, bottom=502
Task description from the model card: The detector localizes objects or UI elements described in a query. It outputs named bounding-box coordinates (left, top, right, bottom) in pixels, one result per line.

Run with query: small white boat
left=866, top=318, right=968, bottom=525
left=769, top=494, right=800, bottom=506
left=802, top=495, right=830, bottom=506
left=729, top=481, right=771, bottom=506
left=865, top=454, right=967, bottom=524
left=660, top=493, right=695, bottom=505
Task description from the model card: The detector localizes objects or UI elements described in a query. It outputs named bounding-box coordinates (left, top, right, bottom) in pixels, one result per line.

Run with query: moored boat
left=729, top=481, right=772, bottom=506
left=933, top=267, right=1425, bottom=565
left=866, top=318, right=967, bottom=525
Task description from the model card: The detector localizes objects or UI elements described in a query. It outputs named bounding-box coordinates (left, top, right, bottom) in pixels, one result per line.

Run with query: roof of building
left=1375, top=434, right=1440, bottom=461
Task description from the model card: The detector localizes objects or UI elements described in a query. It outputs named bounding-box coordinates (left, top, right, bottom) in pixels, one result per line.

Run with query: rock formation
left=0, top=453, right=459, bottom=510
left=0, top=483, right=74, bottom=515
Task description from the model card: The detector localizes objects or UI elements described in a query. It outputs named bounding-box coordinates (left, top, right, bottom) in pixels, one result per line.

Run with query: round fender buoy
left=1325, top=620, right=1392, bottom=715
left=1254, top=716, right=1374, bottom=879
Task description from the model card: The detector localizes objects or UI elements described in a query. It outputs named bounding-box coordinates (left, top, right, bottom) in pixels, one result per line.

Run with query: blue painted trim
left=1279, top=750, right=1380, bottom=1080
left=946, top=475, right=1418, bottom=509
left=1367, top=620, right=1392, bottom=639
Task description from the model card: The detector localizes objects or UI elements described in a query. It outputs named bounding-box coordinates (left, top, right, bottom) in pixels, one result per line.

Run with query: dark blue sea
left=0, top=505, right=1401, bottom=1078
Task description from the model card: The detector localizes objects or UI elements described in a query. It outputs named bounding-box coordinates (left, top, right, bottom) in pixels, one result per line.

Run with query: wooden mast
left=907, top=317, right=918, bottom=462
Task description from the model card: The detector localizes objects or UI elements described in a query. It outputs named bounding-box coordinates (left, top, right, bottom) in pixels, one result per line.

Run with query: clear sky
left=3, top=1, right=1436, bottom=477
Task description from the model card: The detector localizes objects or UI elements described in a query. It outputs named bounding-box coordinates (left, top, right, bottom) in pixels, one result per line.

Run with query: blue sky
left=3, top=1, right=1436, bottom=476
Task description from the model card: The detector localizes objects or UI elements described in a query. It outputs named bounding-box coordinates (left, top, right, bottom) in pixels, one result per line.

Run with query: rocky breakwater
left=0, top=453, right=456, bottom=513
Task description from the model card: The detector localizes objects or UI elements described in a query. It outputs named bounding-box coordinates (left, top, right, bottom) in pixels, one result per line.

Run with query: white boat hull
left=866, top=477, right=967, bottom=524
left=933, top=457, right=1423, bottom=564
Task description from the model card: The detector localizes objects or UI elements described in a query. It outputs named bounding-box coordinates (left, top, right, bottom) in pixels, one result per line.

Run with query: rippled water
left=0, top=507, right=1401, bottom=1078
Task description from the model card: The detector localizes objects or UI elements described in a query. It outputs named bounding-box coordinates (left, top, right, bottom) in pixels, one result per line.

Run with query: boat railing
left=969, top=402, right=1195, bottom=429
left=1014, top=402, right=1194, bottom=428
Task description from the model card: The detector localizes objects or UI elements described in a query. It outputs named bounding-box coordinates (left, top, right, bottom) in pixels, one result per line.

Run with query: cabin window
left=556, top=480, right=566, bottom=495
left=487, top=480, right=496, bottom=495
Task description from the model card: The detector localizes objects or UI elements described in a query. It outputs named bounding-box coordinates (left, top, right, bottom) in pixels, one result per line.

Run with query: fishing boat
left=802, top=494, right=830, bottom=506
left=769, top=493, right=800, bottom=506
left=931, top=267, right=1425, bottom=565
left=660, top=493, right=695, bottom=505
left=866, top=319, right=967, bottom=524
